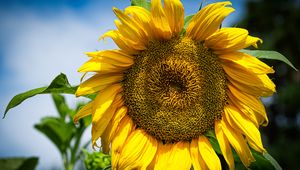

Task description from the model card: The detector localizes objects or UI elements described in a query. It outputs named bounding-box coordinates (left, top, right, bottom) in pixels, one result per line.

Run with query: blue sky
left=0, top=0, right=245, bottom=169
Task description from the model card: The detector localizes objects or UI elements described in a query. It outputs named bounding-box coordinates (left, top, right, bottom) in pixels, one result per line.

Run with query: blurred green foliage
left=82, top=149, right=111, bottom=170
left=0, top=157, right=38, bottom=170
left=34, top=94, right=91, bottom=170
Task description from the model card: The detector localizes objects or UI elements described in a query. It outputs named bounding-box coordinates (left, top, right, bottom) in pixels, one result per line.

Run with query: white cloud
left=0, top=4, right=116, bottom=169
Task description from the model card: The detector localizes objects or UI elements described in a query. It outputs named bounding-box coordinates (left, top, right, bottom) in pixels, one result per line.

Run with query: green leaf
left=208, top=137, right=222, bottom=154
left=199, top=1, right=203, bottom=10
left=249, top=150, right=277, bottom=170
left=3, top=73, right=78, bottom=118
left=205, top=130, right=222, bottom=154
left=184, top=15, right=194, bottom=29
left=180, top=15, right=194, bottom=35
left=263, top=152, right=282, bottom=170
left=131, top=0, right=151, bottom=11
left=241, top=49, right=298, bottom=71
left=205, top=130, right=217, bottom=139
left=34, top=117, right=76, bottom=153
left=52, top=94, right=73, bottom=119
left=0, top=157, right=38, bottom=170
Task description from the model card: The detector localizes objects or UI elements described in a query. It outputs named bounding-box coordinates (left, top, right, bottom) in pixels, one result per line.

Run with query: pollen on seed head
left=122, top=37, right=227, bottom=143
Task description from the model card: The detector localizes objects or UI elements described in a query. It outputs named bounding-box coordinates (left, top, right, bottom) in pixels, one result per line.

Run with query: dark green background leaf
left=0, top=157, right=38, bottom=170
left=241, top=50, right=298, bottom=71
left=3, top=73, right=78, bottom=118
left=131, top=0, right=151, bottom=11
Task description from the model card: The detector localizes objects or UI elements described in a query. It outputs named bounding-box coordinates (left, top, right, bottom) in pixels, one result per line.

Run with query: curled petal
left=150, top=0, right=172, bottom=40
left=198, top=136, right=221, bottom=170
left=224, top=105, right=266, bottom=153
left=164, top=0, right=184, bottom=36
left=205, top=28, right=262, bottom=54
left=118, top=129, right=158, bottom=169
left=186, top=2, right=234, bottom=41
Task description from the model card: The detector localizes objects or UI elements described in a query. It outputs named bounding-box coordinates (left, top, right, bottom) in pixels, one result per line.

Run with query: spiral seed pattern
left=122, top=37, right=227, bottom=143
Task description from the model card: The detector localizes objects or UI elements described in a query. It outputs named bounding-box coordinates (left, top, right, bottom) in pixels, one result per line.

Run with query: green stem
left=71, top=127, right=85, bottom=164
left=62, top=152, right=69, bottom=170
left=63, top=152, right=75, bottom=170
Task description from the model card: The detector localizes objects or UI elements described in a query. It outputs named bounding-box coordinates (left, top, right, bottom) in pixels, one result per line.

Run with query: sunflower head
left=74, top=0, right=276, bottom=169
left=122, top=37, right=228, bottom=143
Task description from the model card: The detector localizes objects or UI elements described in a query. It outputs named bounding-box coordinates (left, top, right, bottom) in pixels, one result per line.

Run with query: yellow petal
left=78, top=58, right=127, bottom=73
left=92, top=84, right=122, bottom=123
left=86, top=50, right=134, bottom=65
left=92, top=99, right=122, bottom=148
left=101, top=131, right=111, bottom=154
left=91, top=84, right=122, bottom=146
left=190, top=139, right=207, bottom=170
left=228, top=84, right=268, bottom=126
left=227, top=93, right=260, bottom=128
left=76, top=74, right=123, bottom=97
left=166, top=142, right=191, bottom=170
left=118, top=129, right=158, bottom=170
left=219, top=52, right=274, bottom=74
left=148, top=142, right=172, bottom=170
left=100, top=30, right=140, bottom=54
left=164, top=0, right=184, bottom=36
left=215, top=121, right=235, bottom=170
left=222, top=63, right=276, bottom=97
left=198, top=136, right=221, bottom=170
left=73, top=101, right=93, bottom=123
left=112, top=115, right=134, bottom=169
left=150, top=0, right=172, bottom=40
left=221, top=118, right=255, bottom=166
left=205, top=28, right=262, bottom=54
left=101, top=106, right=127, bottom=154
left=101, top=106, right=128, bottom=154
left=150, top=142, right=191, bottom=170
left=246, top=35, right=263, bottom=48
left=186, top=2, right=234, bottom=41
left=224, top=105, right=266, bottom=153
left=107, top=106, right=127, bottom=142
left=113, top=8, right=148, bottom=46
left=124, top=6, right=153, bottom=39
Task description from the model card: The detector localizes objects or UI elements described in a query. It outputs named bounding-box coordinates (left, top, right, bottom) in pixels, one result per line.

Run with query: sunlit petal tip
left=77, top=64, right=88, bottom=73
left=85, top=52, right=97, bottom=57
left=99, top=30, right=114, bottom=41
left=73, top=102, right=93, bottom=123
left=92, top=142, right=100, bottom=150
left=112, top=7, right=119, bottom=12
left=113, top=8, right=125, bottom=19
left=75, top=90, right=82, bottom=97
left=264, top=66, right=275, bottom=74
left=248, top=36, right=263, bottom=48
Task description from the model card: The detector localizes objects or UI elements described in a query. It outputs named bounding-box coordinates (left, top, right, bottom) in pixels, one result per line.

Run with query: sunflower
left=74, top=0, right=276, bottom=169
